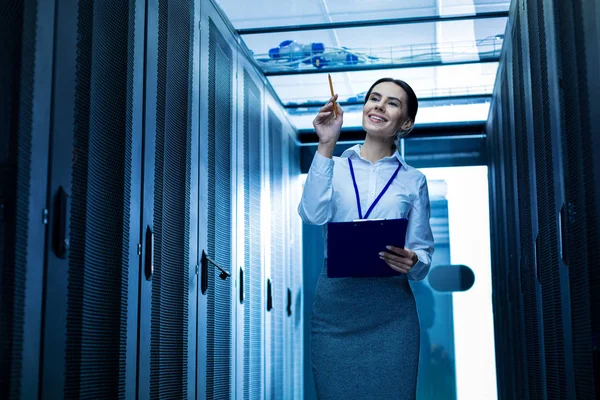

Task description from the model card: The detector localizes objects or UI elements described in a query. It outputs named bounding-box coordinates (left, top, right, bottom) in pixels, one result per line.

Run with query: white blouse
left=298, top=144, right=434, bottom=281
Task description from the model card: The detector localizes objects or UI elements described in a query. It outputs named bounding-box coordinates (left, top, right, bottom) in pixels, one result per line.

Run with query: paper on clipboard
left=326, top=218, right=409, bottom=278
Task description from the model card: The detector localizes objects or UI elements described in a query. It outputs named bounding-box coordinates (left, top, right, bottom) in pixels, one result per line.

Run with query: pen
left=328, top=74, right=337, bottom=119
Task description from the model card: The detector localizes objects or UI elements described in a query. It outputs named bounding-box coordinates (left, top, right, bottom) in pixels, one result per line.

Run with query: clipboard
left=326, top=218, right=409, bottom=278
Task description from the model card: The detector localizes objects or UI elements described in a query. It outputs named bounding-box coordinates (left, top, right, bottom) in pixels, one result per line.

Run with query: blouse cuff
left=311, top=150, right=335, bottom=177
left=407, top=257, right=429, bottom=281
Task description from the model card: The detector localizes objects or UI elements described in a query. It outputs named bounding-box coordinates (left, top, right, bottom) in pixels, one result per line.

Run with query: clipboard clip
left=352, top=218, right=387, bottom=226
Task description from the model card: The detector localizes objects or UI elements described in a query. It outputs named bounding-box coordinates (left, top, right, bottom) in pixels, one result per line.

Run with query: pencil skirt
left=311, top=261, right=420, bottom=400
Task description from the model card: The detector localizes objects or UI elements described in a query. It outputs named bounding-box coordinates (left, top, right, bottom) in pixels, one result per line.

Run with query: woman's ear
left=401, top=119, right=414, bottom=132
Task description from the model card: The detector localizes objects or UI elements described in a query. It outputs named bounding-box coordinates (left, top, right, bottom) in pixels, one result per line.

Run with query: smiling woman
left=298, top=77, right=434, bottom=399
left=363, top=78, right=419, bottom=142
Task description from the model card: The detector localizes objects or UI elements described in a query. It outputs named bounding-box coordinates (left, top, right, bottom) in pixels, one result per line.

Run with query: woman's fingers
left=379, top=251, right=412, bottom=272
left=319, top=103, right=331, bottom=113
left=315, top=96, right=344, bottom=124
left=314, top=111, right=334, bottom=124
left=316, top=110, right=333, bottom=118
left=313, top=95, right=344, bottom=138
left=319, top=97, right=336, bottom=112
left=385, top=245, right=408, bottom=257
left=381, top=258, right=410, bottom=274
left=379, top=250, right=411, bottom=265
left=320, top=95, right=340, bottom=109
left=384, top=246, right=417, bottom=265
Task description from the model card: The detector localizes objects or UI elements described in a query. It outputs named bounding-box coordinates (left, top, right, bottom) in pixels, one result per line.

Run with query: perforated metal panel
left=289, top=137, right=304, bottom=400
left=150, top=1, right=192, bottom=398
left=486, top=91, right=501, bottom=395
left=526, top=1, right=567, bottom=397
left=513, top=12, right=544, bottom=400
left=65, top=1, right=134, bottom=397
left=554, top=0, right=598, bottom=397
left=243, top=70, right=263, bottom=400
left=0, top=2, right=32, bottom=398
left=268, top=108, right=285, bottom=399
left=490, top=97, right=514, bottom=398
left=488, top=1, right=599, bottom=398
left=207, top=18, right=232, bottom=399
left=501, top=60, right=529, bottom=400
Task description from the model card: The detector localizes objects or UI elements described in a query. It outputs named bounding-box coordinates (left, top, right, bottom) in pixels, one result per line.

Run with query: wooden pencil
left=328, top=74, right=337, bottom=119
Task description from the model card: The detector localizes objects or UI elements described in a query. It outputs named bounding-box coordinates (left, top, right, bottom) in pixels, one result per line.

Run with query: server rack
left=487, top=0, right=600, bottom=398
left=1, top=0, right=304, bottom=398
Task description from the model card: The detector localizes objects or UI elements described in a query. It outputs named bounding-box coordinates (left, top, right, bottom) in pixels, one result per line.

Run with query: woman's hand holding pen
left=379, top=246, right=419, bottom=274
left=313, top=95, right=344, bottom=159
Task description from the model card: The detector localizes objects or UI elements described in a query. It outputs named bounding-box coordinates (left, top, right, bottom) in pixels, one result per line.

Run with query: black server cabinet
left=137, top=0, right=199, bottom=399
left=552, top=0, right=600, bottom=397
left=1, top=0, right=54, bottom=398
left=267, top=107, right=286, bottom=400
left=282, top=119, right=303, bottom=400
left=488, top=53, right=527, bottom=399
left=28, top=0, right=199, bottom=398
left=288, top=128, right=304, bottom=400
left=524, top=0, right=573, bottom=397
left=488, top=67, right=508, bottom=399
left=40, top=0, right=145, bottom=398
left=502, top=30, right=528, bottom=400
left=242, top=68, right=264, bottom=400
left=488, top=0, right=600, bottom=398
left=512, top=9, right=546, bottom=400
left=3, top=0, right=304, bottom=398
left=486, top=85, right=502, bottom=397
left=198, top=6, right=235, bottom=398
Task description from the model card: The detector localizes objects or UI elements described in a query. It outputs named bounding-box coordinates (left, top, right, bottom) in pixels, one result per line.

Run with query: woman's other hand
left=314, top=95, right=343, bottom=158
left=379, top=246, right=419, bottom=274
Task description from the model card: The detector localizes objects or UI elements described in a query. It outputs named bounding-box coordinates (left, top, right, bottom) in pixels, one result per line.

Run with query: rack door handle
left=52, top=186, right=70, bottom=259
left=266, top=279, right=273, bottom=311
left=239, top=267, right=244, bottom=304
left=286, top=288, right=292, bottom=317
left=145, top=226, right=154, bottom=280
left=518, top=256, right=523, bottom=294
left=201, top=250, right=230, bottom=295
left=534, top=235, right=541, bottom=285
left=559, top=203, right=570, bottom=266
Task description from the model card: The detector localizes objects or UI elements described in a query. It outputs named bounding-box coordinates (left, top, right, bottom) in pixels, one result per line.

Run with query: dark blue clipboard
left=326, top=218, right=409, bottom=278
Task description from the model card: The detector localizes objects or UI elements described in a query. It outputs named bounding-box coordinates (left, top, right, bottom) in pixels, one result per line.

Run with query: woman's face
left=362, top=82, right=413, bottom=140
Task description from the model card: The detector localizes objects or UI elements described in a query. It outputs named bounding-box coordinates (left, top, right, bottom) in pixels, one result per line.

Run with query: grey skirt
left=311, top=261, right=420, bottom=400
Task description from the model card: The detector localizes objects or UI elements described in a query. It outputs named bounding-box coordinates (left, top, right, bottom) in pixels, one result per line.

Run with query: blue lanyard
left=348, top=158, right=402, bottom=220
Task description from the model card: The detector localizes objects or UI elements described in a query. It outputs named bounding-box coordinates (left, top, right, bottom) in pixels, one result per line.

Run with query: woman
left=298, top=78, right=434, bottom=399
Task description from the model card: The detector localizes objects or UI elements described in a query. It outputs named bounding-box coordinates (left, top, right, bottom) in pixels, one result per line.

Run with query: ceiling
left=215, top=0, right=510, bottom=130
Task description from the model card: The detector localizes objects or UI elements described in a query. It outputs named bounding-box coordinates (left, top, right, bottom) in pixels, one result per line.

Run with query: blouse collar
left=340, top=144, right=407, bottom=169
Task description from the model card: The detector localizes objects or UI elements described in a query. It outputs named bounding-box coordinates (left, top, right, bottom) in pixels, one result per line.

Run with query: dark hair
left=364, top=78, right=418, bottom=136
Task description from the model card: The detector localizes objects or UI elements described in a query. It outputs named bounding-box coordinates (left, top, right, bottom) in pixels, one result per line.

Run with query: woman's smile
left=368, top=113, right=387, bottom=123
